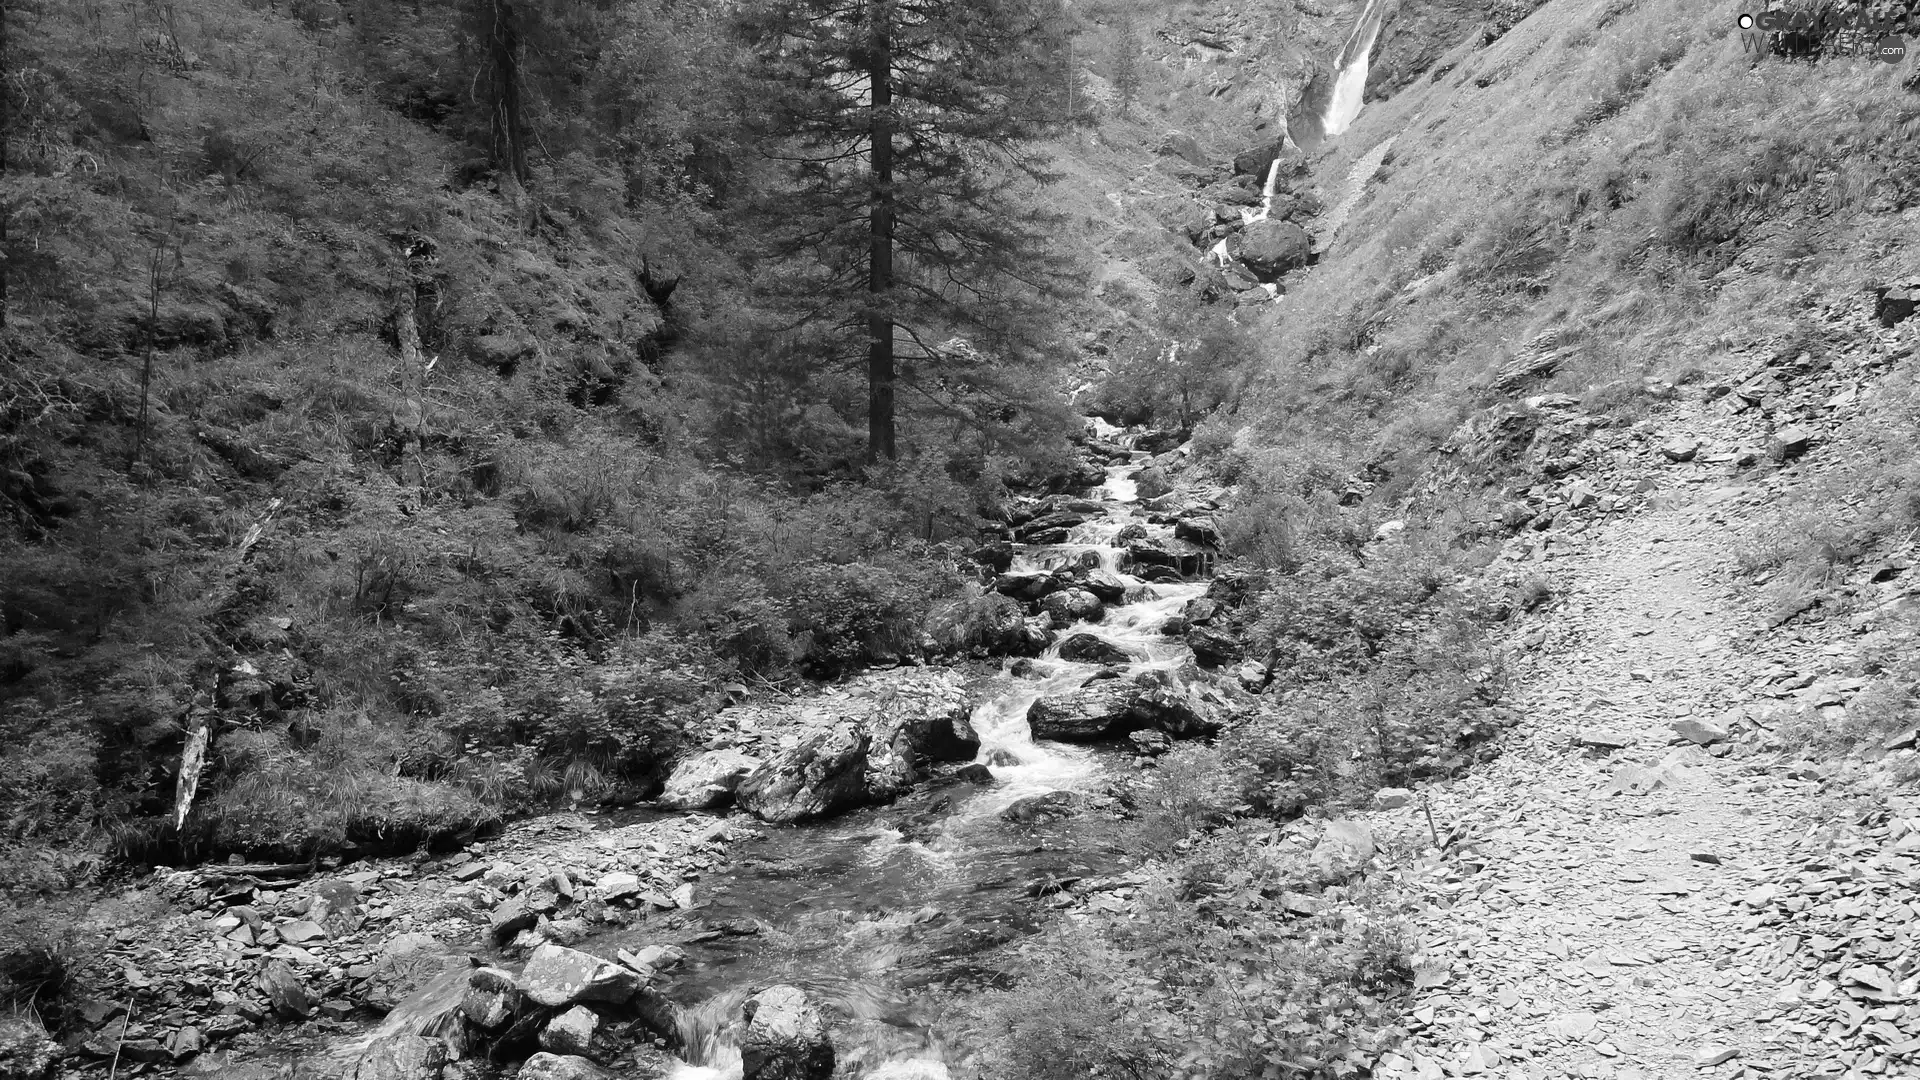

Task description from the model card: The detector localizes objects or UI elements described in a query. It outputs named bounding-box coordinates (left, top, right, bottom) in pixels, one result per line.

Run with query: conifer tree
left=739, top=0, right=1071, bottom=463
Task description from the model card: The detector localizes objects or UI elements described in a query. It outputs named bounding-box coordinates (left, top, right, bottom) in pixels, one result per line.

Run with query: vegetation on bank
left=0, top=0, right=1105, bottom=886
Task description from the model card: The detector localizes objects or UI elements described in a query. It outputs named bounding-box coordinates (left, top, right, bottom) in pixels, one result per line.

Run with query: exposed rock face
left=515, top=944, right=643, bottom=1008
left=737, top=724, right=875, bottom=824
left=1238, top=220, right=1312, bottom=280
left=657, top=749, right=762, bottom=810
left=1232, top=140, right=1286, bottom=177
left=740, top=985, right=834, bottom=1080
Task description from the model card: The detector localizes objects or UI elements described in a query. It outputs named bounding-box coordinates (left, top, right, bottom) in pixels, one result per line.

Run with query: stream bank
left=51, top=421, right=1250, bottom=1080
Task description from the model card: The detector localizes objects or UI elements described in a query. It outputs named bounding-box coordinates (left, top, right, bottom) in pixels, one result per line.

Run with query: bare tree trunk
left=865, top=0, right=896, bottom=463
left=478, top=0, right=527, bottom=186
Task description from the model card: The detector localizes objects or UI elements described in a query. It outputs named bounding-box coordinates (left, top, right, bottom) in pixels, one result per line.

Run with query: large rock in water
left=741, top=985, right=834, bottom=1080
left=516, top=944, right=643, bottom=1008
left=1040, top=588, right=1105, bottom=626
left=518, top=1054, right=615, bottom=1080
left=657, top=749, right=762, bottom=810
left=737, top=723, right=874, bottom=824
left=1238, top=220, right=1312, bottom=280
left=1028, top=680, right=1135, bottom=740
left=1056, top=633, right=1136, bottom=665
left=350, top=1035, right=448, bottom=1080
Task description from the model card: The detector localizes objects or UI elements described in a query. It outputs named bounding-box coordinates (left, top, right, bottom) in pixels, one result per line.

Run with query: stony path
left=1373, top=488, right=1832, bottom=1080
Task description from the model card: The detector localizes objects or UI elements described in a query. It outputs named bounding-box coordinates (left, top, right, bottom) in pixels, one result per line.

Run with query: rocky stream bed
left=33, top=423, right=1264, bottom=1080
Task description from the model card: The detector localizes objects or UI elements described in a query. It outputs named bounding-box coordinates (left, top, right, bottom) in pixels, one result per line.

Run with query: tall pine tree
left=740, top=0, right=1071, bottom=463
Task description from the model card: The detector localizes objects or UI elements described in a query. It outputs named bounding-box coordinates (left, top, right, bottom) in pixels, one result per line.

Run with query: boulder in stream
left=1081, top=569, right=1130, bottom=603
left=516, top=944, right=643, bottom=1008
left=1133, top=466, right=1175, bottom=500
left=1001, top=790, right=1084, bottom=824
left=1040, top=588, right=1105, bottom=626
left=518, top=1054, right=614, bottom=1080
left=1238, top=220, right=1312, bottom=280
left=992, top=570, right=1062, bottom=602
left=538, top=1006, right=598, bottom=1057
left=737, top=723, right=874, bottom=824
left=1055, top=633, right=1136, bottom=666
left=350, top=1034, right=447, bottom=1080
left=462, top=966, right=519, bottom=1029
left=657, top=749, right=762, bottom=810
left=1028, top=679, right=1134, bottom=740
left=741, top=985, right=834, bottom=1080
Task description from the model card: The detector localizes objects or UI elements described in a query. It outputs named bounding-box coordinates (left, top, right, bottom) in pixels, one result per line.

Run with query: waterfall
left=1321, top=0, right=1393, bottom=138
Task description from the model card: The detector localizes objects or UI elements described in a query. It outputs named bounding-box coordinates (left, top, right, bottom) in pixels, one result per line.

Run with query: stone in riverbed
left=1081, top=569, right=1129, bottom=603
left=741, top=985, right=834, bottom=1080
left=1056, top=633, right=1135, bottom=665
left=255, top=959, right=316, bottom=1019
left=462, top=967, right=519, bottom=1029
left=539, top=1006, right=599, bottom=1057
left=1041, top=588, right=1105, bottom=626
left=1001, top=790, right=1083, bottom=824
left=349, top=1034, right=447, bottom=1080
left=1028, top=680, right=1134, bottom=740
left=516, top=944, right=643, bottom=1008
left=518, top=1054, right=614, bottom=1080
left=656, top=749, right=762, bottom=810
